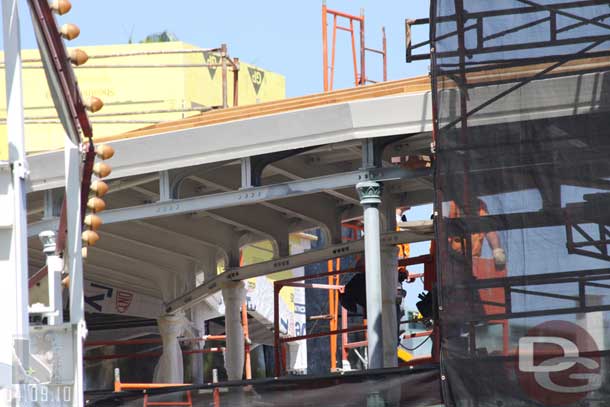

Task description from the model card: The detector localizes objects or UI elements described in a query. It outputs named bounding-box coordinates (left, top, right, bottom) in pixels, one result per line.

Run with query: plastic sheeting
left=86, top=365, right=442, bottom=407
left=153, top=313, right=191, bottom=383
left=221, top=282, right=247, bottom=380
left=431, top=1, right=610, bottom=406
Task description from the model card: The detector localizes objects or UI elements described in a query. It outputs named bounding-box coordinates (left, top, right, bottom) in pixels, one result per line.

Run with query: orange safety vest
left=396, top=226, right=410, bottom=258
left=449, top=200, right=488, bottom=257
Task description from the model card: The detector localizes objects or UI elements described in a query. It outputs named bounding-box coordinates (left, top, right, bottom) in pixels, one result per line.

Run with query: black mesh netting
left=432, top=1, right=610, bottom=406
left=85, top=366, right=441, bottom=407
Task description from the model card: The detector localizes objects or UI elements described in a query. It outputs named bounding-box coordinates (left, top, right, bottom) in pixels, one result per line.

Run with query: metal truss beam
left=165, top=226, right=433, bottom=314
left=188, top=174, right=341, bottom=243
left=112, top=169, right=298, bottom=256
left=28, top=167, right=429, bottom=236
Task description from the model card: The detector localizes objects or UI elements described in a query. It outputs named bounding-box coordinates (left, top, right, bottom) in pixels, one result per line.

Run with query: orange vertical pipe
left=322, top=1, right=328, bottom=91
left=382, top=26, right=387, bottom=82
left=239, top=251, right=251, bottom=380
left=213, top=388, right=220, bottom=407
left=349, top=19, right=358, bottom=86
left=359, top=8, right=366, bottom=85
left=327, top=259, right=337, bottom=370
left=330, top=15, right=337, bottom=91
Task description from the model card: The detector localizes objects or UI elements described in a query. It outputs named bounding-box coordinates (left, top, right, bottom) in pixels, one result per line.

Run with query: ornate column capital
left=356, top=181, right=383, bottom=205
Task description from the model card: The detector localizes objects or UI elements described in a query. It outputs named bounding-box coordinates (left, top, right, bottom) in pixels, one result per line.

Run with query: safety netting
left=85, top=365, right=441, bottom=407
left=431, top=1, right=610, bottom=406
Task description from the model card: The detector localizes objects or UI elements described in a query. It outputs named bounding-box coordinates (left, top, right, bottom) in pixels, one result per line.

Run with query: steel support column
left=381, top=192, right=399, bottom=368
left=380, top=244, right=399, bottom=368
left=2, top=0, right=30, bottom=394
left=65, top=136, right=85, bottom=406
left=356, top=181, right=384, bottom=369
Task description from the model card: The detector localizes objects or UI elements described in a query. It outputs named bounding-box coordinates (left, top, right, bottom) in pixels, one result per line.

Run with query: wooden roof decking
left=96, top=76, right=431, bottom=142
left=95, top=55, right=610, bottom=144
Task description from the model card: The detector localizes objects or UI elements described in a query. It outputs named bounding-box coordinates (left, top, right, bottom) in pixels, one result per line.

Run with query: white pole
left=380, top=245, right=398, bottom=368
left=65, top=137, right=85, bottom=405
left=356, top=181, right=384, bottom=369
left=2, top=0, right=30, bottom=376
left=38, top=231, right=64, bottom=325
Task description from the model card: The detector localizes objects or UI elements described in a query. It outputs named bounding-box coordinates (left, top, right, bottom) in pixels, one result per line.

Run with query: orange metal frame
left=273, top=266, right=366, bottom=376
left=84, top=335, right=226, bottom=362
left=272, top=222, right=434, bottom=375
left=114, top=380, right=193, bottom=407
left=322, top=2, right=388, bottom=91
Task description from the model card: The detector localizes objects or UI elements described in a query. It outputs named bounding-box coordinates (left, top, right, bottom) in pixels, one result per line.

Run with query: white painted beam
left=165, top=226, right=433, bottom=314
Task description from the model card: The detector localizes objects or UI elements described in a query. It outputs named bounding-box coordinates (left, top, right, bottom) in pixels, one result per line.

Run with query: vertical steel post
left=221, top=43, right=228, bottom=109
left=341, top=306, right=349, bottom=369
left=380, top=246, right=398, bottom=367
left=356, top=181, right=383, bottom=369
left=273, top=282, right=281, bottom=376
left=330, top=15, right=337, bottom=90
left=327, top=259, right=338, bottom=371
left=350, top=20, right=359, bottom=87
left=380, top=193, right=398, bottom=368
left=359, top=8, right=366, bottom=85
left=65, top=135, right=84, bottom=405
left=322, top=1, right=329, bottom=91
left=233, top=57, right=240, bottom=107
left=0, top=168, right=13, bottom=390
left=382, top=27, right=387, bottom=82
left=2, top=0, right=30, bottom=386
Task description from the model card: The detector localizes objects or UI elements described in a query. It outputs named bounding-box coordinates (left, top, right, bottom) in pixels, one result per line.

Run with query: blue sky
left=9, top=0, right=430, bottom=97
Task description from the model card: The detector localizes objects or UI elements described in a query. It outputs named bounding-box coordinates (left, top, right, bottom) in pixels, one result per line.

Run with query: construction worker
left=448, top=199, right=506, bottom=270
left=396, top=207, right=411, bottom=259
left=339, top=258, right=405, bottom=333
left=441, top=197, right=507, bottom=341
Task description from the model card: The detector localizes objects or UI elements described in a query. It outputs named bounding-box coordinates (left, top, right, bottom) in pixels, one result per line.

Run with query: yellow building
left=0, top=41, right=286, bottom=156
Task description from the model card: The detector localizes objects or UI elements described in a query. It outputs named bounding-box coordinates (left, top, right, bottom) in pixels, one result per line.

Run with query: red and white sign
left=516, top=320, right=601, bottom=406
left=116, top=290, right=134, bottom=313
left=83, top=279, right=163, bottom=319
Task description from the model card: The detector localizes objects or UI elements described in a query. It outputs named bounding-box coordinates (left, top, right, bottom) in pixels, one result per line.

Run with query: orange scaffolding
left=114, top=370, right=194, bottom=407
left=273, top=266, right=366, bottom=376
left=272, top=232, right=439, bottom=375
left=322, top=2, right=387, bottom=91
